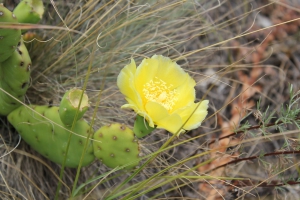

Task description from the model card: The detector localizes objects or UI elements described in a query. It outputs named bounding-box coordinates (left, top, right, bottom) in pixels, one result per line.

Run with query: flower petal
left=121, top=103, right=138, bottom=111
left=134, top=57, right=159, bottom=100
left=171, top=77, right=196, bottom=112
left=121, top=103, right=155, bottom=128
left=175, top=100, right=209, bottom=130
left=152, top=55, right=190, bottom=88
left=145, top=101, right=183, bottom=134
left=117, top=59, right=143, bottom=110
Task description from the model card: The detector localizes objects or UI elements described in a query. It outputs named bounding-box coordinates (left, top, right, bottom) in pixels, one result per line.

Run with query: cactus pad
left=0, top=39, right=31, bottom=115
left=0, top=4, right=21, bottom=62
left=133, top=115, right=155, bottom=138
left=8, top=105, right=95, bottom=168
left=59, top=88, right=89, bottom=126
left=13, top=0, right=44, bottom=25
left=93, top=123, right=140, bottom=170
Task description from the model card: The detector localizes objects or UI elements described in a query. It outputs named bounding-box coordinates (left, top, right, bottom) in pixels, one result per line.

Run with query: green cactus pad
left=13, top=0, right=44, bottom=25
left=7, top=105, right=95, bottom=168
left=93, top=123, right=140, bottom=170
left=133, top=115, right=156, bottom=138
left=0, top=4, right=21, bottom=62
left=0, top=39, right=31, bottom=115
left=59, top=88, right=89, bottom=126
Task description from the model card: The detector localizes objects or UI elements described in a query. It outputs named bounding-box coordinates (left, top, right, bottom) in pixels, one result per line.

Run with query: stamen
left=143, top=77, right=178, bottom=111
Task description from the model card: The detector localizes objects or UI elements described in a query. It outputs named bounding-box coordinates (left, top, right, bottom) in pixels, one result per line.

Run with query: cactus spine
left=93, top=123, right=140, bottom=170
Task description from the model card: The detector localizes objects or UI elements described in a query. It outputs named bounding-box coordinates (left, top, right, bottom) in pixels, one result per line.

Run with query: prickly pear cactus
left=0, top=3, right=21, bottom=62
left=133, top=115, right=155, bottom=138
left=7, top=105, right=95, bottom=168
left=93, top=123, right=140, bottom=170
left=13, top=0, right=44, bottom=24
left=59, top=88, right=89, bottom=126
left=0, top=39, right=31, bottom=115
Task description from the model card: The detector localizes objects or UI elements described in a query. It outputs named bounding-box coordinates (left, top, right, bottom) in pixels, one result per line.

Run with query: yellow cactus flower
left=117, top=55, right=209, bottom=134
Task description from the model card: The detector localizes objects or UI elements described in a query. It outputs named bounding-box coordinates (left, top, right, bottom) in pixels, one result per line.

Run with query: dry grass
left=1, top=0, right=300, bottom=199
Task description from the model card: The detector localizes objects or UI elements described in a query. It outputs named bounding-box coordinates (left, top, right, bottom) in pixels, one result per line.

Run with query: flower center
left=143, top=77, right=178, bottom=111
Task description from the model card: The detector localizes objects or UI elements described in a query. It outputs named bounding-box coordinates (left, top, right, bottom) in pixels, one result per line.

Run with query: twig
left=208, top=116, right=300, bottom=146
left=209, top=150, right=300, bottom=173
